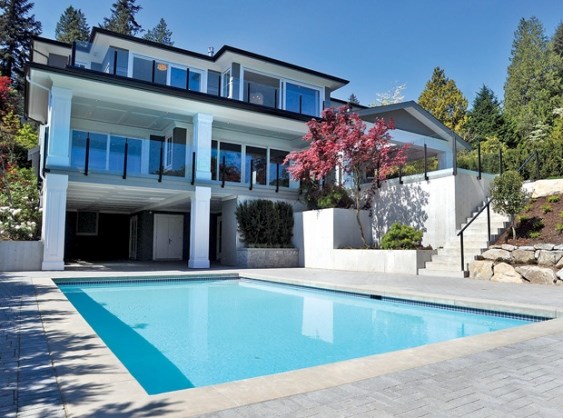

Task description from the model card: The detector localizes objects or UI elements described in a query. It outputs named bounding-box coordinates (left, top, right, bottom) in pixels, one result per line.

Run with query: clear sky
left=31, top=0, right=562, bottom=107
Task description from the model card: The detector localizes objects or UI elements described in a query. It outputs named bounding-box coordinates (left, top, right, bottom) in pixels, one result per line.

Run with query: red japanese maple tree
left=285, top=105, right=407, bottom=247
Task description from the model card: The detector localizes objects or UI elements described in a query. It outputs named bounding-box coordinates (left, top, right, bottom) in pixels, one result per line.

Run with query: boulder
left=491, top=263, right=523, bottom=283
left=537, top=250, right=563, bottom=266
left=534, top=243, right=555, bottom=251
left=469, top=260, right=494, bottom=280
left=557, top=268, right=563, bottom=281
left=512, top=249, right=536, bottom=264
left=555, top=244, right=563, bottom=251
left=519, top=246, right=535, bottom=251
left=501, top=244, right=516, bottom=251
left=482, top=249, right=512, bottom=262
left=515, top=265, right=557, bottom=285
left=557, top=257, right=563, bottom=269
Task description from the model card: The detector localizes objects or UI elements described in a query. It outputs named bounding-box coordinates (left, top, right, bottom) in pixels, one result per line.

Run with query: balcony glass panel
left=269, top=149, right=290, bottom=187
left=189, top=71, right=201, bottom=92
left=208, top=70, right=221, bottom=96
left=245, top=146, right=267, bottom=185
left=219, top=142, right=241, bottom=182
left=285, top=83, right=320, bottom=116
left=132, top=57, right=153, bottom=82
left=109, top=136, right=142, bottom=175
left=243, top=71, right=279, bottom=108
left=170, top=67, right=187, bottom=89
left=154, top=62, right=168, bottom=85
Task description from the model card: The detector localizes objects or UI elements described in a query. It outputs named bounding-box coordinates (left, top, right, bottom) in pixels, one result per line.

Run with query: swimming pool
left=57, top=277, right=544, bottom=395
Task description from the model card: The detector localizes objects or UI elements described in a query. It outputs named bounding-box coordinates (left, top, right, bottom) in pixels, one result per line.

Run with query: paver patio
left=2, top=264, right=563, bottom=417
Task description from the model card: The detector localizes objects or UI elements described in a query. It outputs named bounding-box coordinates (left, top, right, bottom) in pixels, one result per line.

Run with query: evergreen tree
left=0, top=0, right=41, bottom=87
left=553, top=22, right=563, bottom=58
left=144, top=18, right=173, bottom=46
left=55, top=6, right=90, bottom=44
left=101, top=0, right=142, bottom=36
left=504, top=17, right=561, bottom=141
left=347, top=93, right=360, bottom=105
left=418, top=67, right=467, bottom=133
left=464, top=85, right=505, bottom=144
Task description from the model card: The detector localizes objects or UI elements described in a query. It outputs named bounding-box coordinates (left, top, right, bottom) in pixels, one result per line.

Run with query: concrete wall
left=0, top=241, right=43, bottom=271
left=372, top=169, right=495, bottom=249
left=331, top=249, right=435, bottom=275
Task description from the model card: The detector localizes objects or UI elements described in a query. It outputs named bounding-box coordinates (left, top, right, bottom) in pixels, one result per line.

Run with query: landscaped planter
left=237, top=248, right=299, bottom=268
left=331, top=249, right=436, bottom=275
left=0, top=241, right=43, bottom=272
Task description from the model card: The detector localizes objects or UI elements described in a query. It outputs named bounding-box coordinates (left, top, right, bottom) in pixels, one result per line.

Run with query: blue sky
left=32, top=0, right=562, bottom=107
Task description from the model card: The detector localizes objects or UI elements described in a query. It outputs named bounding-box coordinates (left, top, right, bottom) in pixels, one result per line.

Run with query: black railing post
left=158, top=142, right=163, bottom=183
left=274, top=89, right=278, bottom=109
left=486, top=201, right=491, bottom=244
left=399, top=165, right=403, bottom=185
left=71, top=41, right=76, bottom=67
left=246, top=83, right=251, bottom=103
left=535, top=150, right=540, bottom=180
left=275, top=163, right=280, bottom=193
left=186, top=68, right=190, bottom=91
left=452, top=136, right=458, bottom=175
left=151, top=60, right=156, bottom=83
left=190, top=152, right=196, bottom=185
left=424, top=144, right=429, bottom=181
left=84, top=133, right=90, bottom=176
left=460, top=233, right=465, bottom=271
left=249, top=159, right=254, bottom=190
left=221, top=156, right=226, bottom=188
left=122, top=138, right=128, bottom=179
left=376, top=159, right=381, bottom=188
left=477, top=141, right=482, bottom=180
left=499, top=149, right=503, bottom=175
left=113, top=49, right=118, bottom=75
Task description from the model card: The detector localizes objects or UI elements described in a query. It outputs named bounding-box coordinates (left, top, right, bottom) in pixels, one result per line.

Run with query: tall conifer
left=55, top=6, right=90, bottom=43
left=144, top=18, right=173, bottom=46
left=465, top=85, right=505, bottom=143
left=101, top=0, right=142, bottom=36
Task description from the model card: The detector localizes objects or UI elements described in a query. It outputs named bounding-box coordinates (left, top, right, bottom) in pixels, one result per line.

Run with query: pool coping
left=34, top=271, right=563, bottom=417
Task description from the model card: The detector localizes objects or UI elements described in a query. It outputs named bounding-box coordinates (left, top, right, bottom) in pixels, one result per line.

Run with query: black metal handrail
left=190, top=152, right=196, bottom=185
left=456, top=197, right=493, bottom=271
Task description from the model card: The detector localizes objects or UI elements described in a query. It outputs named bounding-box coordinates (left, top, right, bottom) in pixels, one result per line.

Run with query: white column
left=46, top=87, right=73, bottom=167
left=192, top=113, right=213, bottom=181
left=188, top=186, right=211, bottom=268
left=41, top=173, right=68, bottom=271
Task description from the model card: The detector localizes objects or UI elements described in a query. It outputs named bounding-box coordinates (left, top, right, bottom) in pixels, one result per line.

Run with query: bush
left=547, top=194, right=560, bottom=203
left=380, top=223, right=423, bottom=250
left=235, top=199, right=294, bottom=248
left=542, top=204, right=553, bottom=214
left=556, top=223, right=563, bottom=234
left=301, top=182, right=353, bottom=210
left=490, top=170, right=529, bottom=240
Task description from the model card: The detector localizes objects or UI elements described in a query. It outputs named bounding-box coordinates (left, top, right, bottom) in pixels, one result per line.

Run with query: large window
left=71, top=130, right=142, bottom=175
left=211, top=140, right=241, bottom=182
left=132, top=56, right=202, bottom=91
left=103, top=47, right=128, bottom=77
left=269, top=149, right=290, bottom=187
left=285, top=82, right=320, bottom=116
left=243, top=71, right=279, bottom=108
left=207, top=70, right=221, bottom=96
left=245, top=146, right=267, bottom=185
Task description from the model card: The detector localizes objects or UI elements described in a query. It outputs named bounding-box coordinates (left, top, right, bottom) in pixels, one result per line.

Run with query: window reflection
left=269, top=149, right=289, bottom=187
left=285, top=83, right=320, bottom=116
left=219, top=142, right=241, bottom=183
left=245, top=146, right=267, bottom=185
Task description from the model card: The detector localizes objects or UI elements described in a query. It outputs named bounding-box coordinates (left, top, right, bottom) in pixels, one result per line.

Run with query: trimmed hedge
left=380, top=223, right=423, bottom=249
left=235, top=200, right=294, bottom=248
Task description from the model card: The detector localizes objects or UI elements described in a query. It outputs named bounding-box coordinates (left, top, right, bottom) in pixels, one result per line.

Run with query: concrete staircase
left=419, top=203, right=510, bottom=278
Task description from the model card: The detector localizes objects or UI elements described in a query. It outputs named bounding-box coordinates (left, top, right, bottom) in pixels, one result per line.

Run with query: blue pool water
left=58, top=278, right=539, bottom=395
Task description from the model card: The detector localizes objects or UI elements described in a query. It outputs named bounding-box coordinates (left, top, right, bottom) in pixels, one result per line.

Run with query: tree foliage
left=418, top=67, right=467, bottom=133
left=490, top=170, right=529, bottom=240
left=285, top=105, right=407, bottom=247
left=55, top=6, right=90, bottom=43
left=143, top=18, right=173, bottom=46
left=235, top=200, right=294, bottom=248
left=347, top=93, right=360, bottom=105
left=504, top=17, right=562, bottom=141
left=101, top=0, right=142, bottom=36
left=372, top=82, right=406, bottom=107
left=552, top=22, right=563, bottom=58
left=464, top=85, right=505, bottom=144
left=380, top=223, right=423, bottom=250
left=0, top=0, right=41, bottom=87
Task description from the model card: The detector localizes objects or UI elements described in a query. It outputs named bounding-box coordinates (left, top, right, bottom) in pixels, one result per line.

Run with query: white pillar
left=46, top=86, right=73, bottom=167
left=192, top=113, right=213, bottom=181
left=188, top=186, right=211, bottom=268
left=41, top=173, right=68, bottom=271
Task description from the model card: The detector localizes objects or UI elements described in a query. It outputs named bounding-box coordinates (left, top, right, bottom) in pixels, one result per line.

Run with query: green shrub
left=528, top=231, right=541, bottom=239
left=301, top=182, right=353, bottom=210
left=542, top=204, right=553, bottom=214
left=560, top=210, right=563, bottom=219
left=556, top=223, right=563, bottom=234
left=490, top=170, right=529, bottom=240
left=380, top=223, right=423, bottom=250
left=235, top=199, right=294, bottom=248
left=547, top=194, right=560, bottom=203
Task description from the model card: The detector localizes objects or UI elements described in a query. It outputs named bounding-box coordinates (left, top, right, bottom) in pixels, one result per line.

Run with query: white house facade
left=26, top=28, right=467, bottom=271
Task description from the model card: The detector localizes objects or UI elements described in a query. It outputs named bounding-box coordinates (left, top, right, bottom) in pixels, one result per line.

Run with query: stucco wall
left=0, top=241, right=43, bottom=271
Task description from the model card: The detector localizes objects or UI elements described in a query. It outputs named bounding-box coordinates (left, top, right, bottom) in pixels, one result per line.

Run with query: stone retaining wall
left=469, top=243, right=563, bottom=285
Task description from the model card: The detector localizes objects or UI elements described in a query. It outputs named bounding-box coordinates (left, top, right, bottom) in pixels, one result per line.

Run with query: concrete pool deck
left=2, top=264, right=563, bottom=417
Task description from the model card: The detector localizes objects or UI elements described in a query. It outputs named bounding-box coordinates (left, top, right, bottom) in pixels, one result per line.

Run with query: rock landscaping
left=469, top=244, right=563, bottom=284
